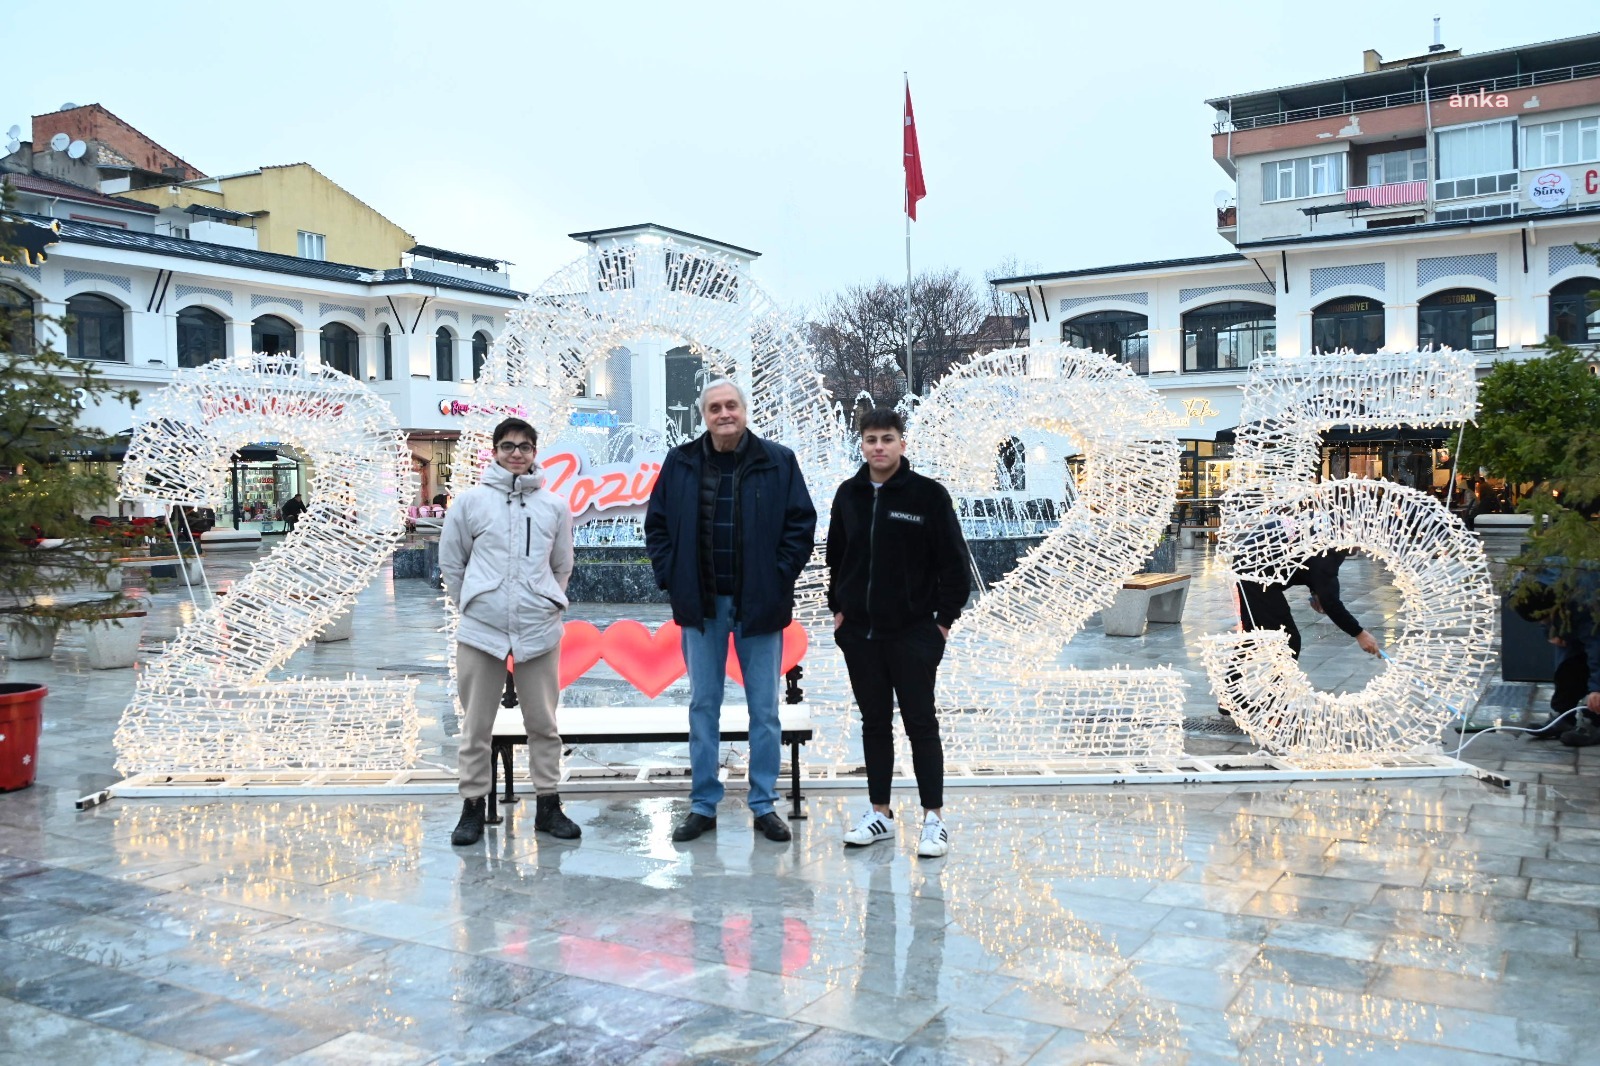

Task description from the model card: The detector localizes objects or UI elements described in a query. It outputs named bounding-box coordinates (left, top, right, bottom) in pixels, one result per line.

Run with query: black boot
left=451, top=796, right=486, bottom=846
left=534, top=794, right=581, bottom=839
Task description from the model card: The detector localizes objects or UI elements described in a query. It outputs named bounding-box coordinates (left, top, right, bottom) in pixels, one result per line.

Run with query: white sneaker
left=917, top=816, right=950, bottom=858
left=843, top=810, right=895, bottom=847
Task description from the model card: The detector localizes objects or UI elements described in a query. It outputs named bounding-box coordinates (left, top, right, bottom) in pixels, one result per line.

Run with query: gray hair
left=697, top=377, right=748, bottom=415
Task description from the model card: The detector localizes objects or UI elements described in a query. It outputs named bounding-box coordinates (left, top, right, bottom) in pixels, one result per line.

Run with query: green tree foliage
left=1, top=183, right=140, bottom=622
left=1462, top=246, right=1600, bottom=622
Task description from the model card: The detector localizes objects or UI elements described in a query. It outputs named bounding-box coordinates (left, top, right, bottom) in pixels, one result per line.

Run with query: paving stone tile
left=0, top=995, right=219, bottom=1065
left=130, top=998, right=341, bottom=1062
left=1244, top=945, right=1375, bottom=991
left=902, top=1006, right=1058, bottom=1064
left=509, top=974, right=711, bottom=1043
left=791, top=986, right=941, bottom=1041
left=768, top=1028, right=906, bottom=1065
left=278, top=1031, right=436, bottom=1065
left=653, top=1005, right=815, bottom=1063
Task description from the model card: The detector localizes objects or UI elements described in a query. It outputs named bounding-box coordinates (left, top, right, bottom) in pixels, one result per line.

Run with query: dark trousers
left=1238, top=581, right=1302, bottom=658
left=1553, top=638, right=1590, bottom=715
left=835, top=621, right=945, bottom=810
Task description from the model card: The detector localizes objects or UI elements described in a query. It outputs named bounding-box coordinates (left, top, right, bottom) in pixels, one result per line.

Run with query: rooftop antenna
left=1429, top=16, right=1445, bottom=52
left=1213, top=190, right=1235, bottom=210
left=59, top=102, right=77, bottom=112
left=48, top=132, right=69, bottom=152
left=66, top=139, right=86, bottom=159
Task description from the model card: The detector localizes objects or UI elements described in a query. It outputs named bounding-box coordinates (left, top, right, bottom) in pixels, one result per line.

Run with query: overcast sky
left=10, top=1, right=1592, bottom=309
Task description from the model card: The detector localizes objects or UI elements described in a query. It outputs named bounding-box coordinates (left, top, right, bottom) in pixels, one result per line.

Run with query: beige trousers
left=456, top=642, right=562, bottom=799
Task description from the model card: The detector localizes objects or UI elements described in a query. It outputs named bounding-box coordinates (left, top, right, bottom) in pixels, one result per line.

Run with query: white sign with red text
left=538, top=450, right=663, bottom=522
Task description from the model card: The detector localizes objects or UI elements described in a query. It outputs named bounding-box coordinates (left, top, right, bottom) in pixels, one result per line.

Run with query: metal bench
left=489, top=700, right=815, bottom=824
left=1102, top=573, right=1193, bottom=636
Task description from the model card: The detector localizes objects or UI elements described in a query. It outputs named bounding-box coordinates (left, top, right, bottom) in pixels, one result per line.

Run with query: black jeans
left=835, top=620, right=945, bottom=810
left=1238, top=581, right=1302, bottom=658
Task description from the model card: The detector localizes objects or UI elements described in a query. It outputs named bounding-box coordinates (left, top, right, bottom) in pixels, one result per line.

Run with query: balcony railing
left=1346, top=179, right=1428, bottom=207
left=1216, top=61, right=1600, bottom=132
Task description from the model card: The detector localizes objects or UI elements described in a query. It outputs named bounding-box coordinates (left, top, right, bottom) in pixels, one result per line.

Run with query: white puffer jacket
left=439, top=462, right=574, bottom=661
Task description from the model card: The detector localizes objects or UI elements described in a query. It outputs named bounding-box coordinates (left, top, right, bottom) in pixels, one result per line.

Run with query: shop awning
left=1214, top=423, right=1455, bottom=445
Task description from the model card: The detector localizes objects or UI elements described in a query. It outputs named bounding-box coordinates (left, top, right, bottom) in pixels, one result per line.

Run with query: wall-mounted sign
left=1529, top=169, right=1571, bottom=210
left=1165, top=396, right=1221, bottom=428
left=438, top=399, right=529, bottom=417
left=570, top=410, right=619, bottom=428
left=539, top=450, right=663, bottom=522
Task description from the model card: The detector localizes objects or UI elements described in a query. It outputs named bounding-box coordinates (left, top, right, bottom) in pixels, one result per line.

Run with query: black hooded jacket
left=826, top=458, right=971, bottom=636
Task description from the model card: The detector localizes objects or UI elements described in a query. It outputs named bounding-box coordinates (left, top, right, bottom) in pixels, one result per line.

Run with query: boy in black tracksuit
left=827, top=408, right=970, bottom=858
left=1237, top=550, right=1379, bottom=658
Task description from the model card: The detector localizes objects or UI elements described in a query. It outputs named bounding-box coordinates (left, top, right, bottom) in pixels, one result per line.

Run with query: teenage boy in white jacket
left=439, top=417, right=578, bottom=845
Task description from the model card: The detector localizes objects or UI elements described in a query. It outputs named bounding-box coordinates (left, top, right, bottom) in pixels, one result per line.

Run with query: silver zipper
left=866, top=489, right=879, bottom=638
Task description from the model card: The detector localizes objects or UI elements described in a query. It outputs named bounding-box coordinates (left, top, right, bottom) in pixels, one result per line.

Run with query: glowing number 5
left=1203, top=351, right=1496, bottom=766
left=113, top=356, right=420, bottom=774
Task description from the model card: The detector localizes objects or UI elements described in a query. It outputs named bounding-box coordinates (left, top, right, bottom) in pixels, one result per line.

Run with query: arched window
left=176, top=306, right=226, bottom=368
left=66, top=293, right=126, bottom=362
left=1312, top=297, right=1385, bottom=354
left=380, top=324, right=393, bottom=380
left=251, top=315, right=297, bottom=356
left=471, top=330, right=490, bottom=381
left=996, top=435, right=1026, bottom=491
left=1182, top=301, right=1275, bottom=372
left=1551, top=277, right=1600, bottom=345
left=1, top=284, right=34, bottom=355
left=664, top=345, right=704, bottom=435
left=1062, top=310, right=1149, bottom=374
left=320, top=322, right=359, bottom=377
left=1419, top=289, right=1497, bottom=352
left=435, top=327, right=454, bottom=381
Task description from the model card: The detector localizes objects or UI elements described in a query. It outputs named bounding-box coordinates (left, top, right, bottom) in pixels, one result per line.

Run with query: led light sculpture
left=1201, top=350, right=1495, bottom=766
left=114, top=355, right=419, bottom=773
left=914, top=344, right=1187, bottom=761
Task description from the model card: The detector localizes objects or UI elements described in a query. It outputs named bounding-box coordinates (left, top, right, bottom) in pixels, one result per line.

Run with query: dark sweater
left=825, top=458, right=970, bottom=636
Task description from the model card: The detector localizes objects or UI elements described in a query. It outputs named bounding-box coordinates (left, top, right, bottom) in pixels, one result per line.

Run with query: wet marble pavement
left=3, top=542, right=1599, bottom=1064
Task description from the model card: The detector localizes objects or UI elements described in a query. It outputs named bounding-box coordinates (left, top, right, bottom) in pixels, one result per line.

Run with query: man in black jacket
left=644, top=378, right=816, bottom=843
left=827, top=408, right=970, bottom=858
left=1238, top=549, right=1380, bottom=659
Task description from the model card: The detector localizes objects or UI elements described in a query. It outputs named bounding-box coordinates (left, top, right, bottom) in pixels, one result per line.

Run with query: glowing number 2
left=113, top=356, right=420, bottom=774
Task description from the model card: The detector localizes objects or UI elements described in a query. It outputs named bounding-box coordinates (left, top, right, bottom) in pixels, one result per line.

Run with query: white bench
left=201, top=529, right=262, bottom=551
left=117, top=554, right=203, bottom=583
left=1102, top=573, right=1193, bottom=637
left=489, top=701, right=815, bottom=823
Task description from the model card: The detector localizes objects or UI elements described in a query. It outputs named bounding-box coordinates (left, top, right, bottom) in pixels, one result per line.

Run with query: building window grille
left=1312, top=297, right=1386, bottom=354
left=1062, top=310, right=1149, bottom=375
left=1182, top=301, right=1275, bottom=372
left=1418, top=289, right=1497, bottom=352
left=176, top=306, right=226, bottom=368
left=66, top=293, right=126, bottom=363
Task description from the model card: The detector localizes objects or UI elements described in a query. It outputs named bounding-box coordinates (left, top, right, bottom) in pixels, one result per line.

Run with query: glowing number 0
left=113, top=355, right=420, bottom=774
left=1202, top=351, right=1496, bottom=766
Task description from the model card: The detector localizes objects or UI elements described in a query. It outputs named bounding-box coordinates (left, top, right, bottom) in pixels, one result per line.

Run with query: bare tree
left=981, top=256, right=1036, bottom=350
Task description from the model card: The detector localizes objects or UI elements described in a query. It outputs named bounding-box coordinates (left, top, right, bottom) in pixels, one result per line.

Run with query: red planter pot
left=0, top=683, right=46, bottom=791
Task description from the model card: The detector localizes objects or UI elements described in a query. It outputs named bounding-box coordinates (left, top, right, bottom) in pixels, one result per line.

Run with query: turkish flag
left=904, top=83, right=926, bottom=221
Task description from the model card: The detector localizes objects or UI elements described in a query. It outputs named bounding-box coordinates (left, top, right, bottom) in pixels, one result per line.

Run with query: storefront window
left=1062, top=310, right=1149, bottom=374
left=1551, top=277, right=1600, bottom=344
left=320, top=322, right=359, bottom=377
left=1182, top=301, right=1275, bottom=372
left=176, top=306, right=226, bottom=368
left=1312, top=297, right=1385, bottom=354
left=1418, top=289, right=1497, bottom=351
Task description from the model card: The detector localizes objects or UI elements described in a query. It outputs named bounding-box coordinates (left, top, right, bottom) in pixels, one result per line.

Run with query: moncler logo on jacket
left=887, top=510, right=924, bottom=524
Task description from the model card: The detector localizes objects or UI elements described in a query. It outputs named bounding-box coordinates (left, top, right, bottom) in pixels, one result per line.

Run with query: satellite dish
left=59, top=102, right=77, bottom=112
left=49, top=132, right=69, bottom=152
left=5, top=125, right=19, bottom=140
left=4, top=139, right=19, bottom=155
left=1213, top=190, right=1234, bottom=209
left=67, top=139, right=86, bottom=159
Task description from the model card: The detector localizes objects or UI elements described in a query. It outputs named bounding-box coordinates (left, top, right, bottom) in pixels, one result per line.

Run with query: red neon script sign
left=539, top=450, right=662, bottom=520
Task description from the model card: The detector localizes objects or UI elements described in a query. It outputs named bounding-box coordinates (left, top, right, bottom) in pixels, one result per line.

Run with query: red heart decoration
left=726, top=622, right=809, bottom=686
left=602, top=619, right=686, bottom=699
left=558, top=620, right=604, bottom=689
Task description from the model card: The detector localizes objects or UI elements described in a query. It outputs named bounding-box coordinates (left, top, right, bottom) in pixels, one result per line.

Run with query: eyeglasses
left=496, top=441, right=536, bottom=455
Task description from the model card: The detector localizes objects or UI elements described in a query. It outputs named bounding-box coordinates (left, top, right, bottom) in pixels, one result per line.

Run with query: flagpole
left=904, top=72, right=914, bottom=398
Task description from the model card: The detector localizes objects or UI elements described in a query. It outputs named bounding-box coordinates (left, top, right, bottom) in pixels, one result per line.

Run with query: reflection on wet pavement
left=1, top=544, right=1597, bottom=1062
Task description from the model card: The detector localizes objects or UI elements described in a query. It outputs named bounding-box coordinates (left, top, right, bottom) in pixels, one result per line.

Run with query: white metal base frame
left=78, top=752, right=1500, bottom=807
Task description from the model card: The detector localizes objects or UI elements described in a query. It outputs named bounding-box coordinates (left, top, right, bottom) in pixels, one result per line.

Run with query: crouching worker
left=439, top=416, right=580, bottom=845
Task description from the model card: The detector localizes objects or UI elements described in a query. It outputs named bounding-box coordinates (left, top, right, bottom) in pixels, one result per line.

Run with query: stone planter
left=4, top=619, right=59, bottom=661
left=83, top=613, right=145, bottom=670
left=315, top=608, right=354, bottom=643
